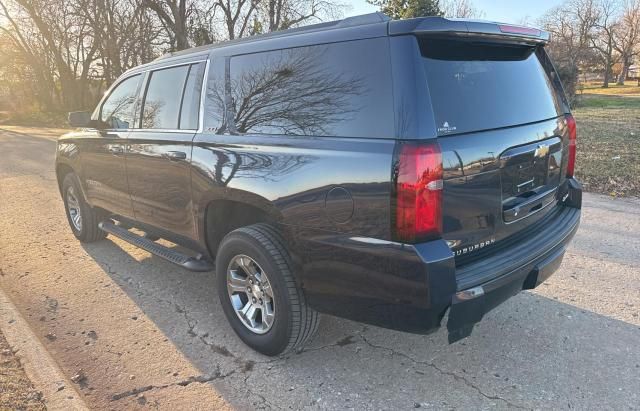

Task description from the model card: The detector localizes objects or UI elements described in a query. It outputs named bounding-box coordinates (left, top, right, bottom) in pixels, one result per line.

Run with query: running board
left=98, top=221, right=213, bottom=272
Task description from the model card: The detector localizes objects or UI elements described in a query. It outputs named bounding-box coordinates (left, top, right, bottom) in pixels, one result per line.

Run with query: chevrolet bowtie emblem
left=534, top=143, right=549, bottom=158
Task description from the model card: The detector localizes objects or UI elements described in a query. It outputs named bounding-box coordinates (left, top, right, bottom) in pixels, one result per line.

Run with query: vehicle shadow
left=81, top=238, right=640, bottom=409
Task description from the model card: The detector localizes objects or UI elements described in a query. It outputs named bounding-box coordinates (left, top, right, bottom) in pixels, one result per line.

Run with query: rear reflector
left=394, top=142, right=443, bottom=243
left=565, top=114, right=577, bottom=177
left=498, top=25, right=541, bottom=37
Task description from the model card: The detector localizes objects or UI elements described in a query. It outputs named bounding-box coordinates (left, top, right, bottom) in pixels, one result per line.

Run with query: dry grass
left=0, top=331, right=46, bottom=411
left=573, top=94, right=640, bottom=197
left=579, top=82, right=640, bottom=96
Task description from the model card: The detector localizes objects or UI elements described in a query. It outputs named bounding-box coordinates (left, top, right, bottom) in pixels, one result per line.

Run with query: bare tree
left=590, top=0, right=620, bottom=88
left=145, top=0, right=344, bottom=45
left=189, top=2, right=219, bottom=45
left=367, top=0, right=443, bottom=19
left=143, top=0, right=193, bottom=50
left=539, top=0, right=603, bottom=102
left=1, top=0, right=101, bottom=110
left=0, top=0, right=57, bottom=107
left=442, top=0, right=484, bottom=18
left=0, top=24, right=55, bottom=110
left=80, top=0, right=163, bottom=84
left=614, top=0, right=640, bottom=84
left=188, top=0, right=345, bottom=42
left=540, top=0, right=599, bottom=68
left=0, top=0, right=347, bottom=114
left=214, top=0, right=261, bottom=40
left=257, top=0, right=345, bottom=32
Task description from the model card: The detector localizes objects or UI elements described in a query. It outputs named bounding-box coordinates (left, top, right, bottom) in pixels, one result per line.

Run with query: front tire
left=62, top=173, right=107, bottom=243
left=216, top=224, right=319, bottom=356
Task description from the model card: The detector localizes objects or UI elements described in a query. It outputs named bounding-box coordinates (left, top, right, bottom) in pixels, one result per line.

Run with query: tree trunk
left=617, top=57, right=630, bottom=85
left=175, top=31, right=189, bottom=50
left=174, top=0, right=189, bottom=51
left=602, top=65, right=610, bottom=88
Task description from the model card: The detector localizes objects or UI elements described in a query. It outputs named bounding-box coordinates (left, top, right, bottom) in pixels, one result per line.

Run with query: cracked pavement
left=1, top=126, right=639, bottom=410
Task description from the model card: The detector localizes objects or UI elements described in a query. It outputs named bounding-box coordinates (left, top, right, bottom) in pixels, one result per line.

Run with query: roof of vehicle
left=155, top=12, right=391, bottom=61
left=129, top=13, right=548, bottom=73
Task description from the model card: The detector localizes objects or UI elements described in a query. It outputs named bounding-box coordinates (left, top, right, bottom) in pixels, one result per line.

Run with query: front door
left=125, top=62, right=206, bottom=239
left=80, top=74, right=142, bottom=218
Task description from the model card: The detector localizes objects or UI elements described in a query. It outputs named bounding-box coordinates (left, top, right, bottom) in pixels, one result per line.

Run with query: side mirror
left=68, top=111, right=92, bottom=128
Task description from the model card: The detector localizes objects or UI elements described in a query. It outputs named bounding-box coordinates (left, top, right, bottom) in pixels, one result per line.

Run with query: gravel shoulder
left=0, top=127, right=639, bottom=410
left=0, top=330, right=46, bottom=411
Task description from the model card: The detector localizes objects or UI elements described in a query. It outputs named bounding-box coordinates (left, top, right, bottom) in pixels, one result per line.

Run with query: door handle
left=108, top=145, right=124, bottom=155
left=165, top=151, right=187, bottom=161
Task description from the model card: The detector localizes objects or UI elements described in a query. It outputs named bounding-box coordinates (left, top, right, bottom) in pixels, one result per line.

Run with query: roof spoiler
left=389, top=17, right=550, bottom=44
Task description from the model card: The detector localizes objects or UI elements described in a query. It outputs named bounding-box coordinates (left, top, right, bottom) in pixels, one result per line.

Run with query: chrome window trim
left=140, top=59, right=207, bottom=73
left=122, top=55, right=209, bottom=77
left=128, top=128, right=196, bottom=133
left=197, top=58, right=211, bottom=133
left=87, top=128, right=195, bottom=133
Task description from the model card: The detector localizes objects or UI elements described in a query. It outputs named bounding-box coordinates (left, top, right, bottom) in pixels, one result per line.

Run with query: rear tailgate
left=439, top=118, right=569, bottom=265
left=412, top=27, right=573, bottom=268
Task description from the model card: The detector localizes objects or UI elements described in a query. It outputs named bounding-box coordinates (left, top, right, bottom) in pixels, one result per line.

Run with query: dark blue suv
left=56, top=13, right=582, bottom=355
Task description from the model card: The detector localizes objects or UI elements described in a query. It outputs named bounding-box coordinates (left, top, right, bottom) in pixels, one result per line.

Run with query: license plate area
left=500, top=137, right=562, bottom=222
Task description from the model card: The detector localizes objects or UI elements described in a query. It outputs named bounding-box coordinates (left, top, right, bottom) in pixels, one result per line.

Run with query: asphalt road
left=1, top=126, right=639, bottom=410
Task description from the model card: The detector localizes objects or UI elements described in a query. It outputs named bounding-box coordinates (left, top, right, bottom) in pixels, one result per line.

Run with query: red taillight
left=565, top=114, right=577, bottom=177
left=394, top=142, right=443, bottom=243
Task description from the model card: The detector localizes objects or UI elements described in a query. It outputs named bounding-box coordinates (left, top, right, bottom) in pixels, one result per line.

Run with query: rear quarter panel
left=190, top=133, right=395, bottom=240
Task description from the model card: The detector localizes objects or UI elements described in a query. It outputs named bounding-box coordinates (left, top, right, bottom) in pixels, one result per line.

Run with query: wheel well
left=56, top=164, right=75, bottom=193
left=205, top=200, right=273, bottom=256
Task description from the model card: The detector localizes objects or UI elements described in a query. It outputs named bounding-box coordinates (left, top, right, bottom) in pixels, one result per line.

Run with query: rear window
left=226, top=38, right=395, bottom=138
left=419, top=38, right=561, bottom=136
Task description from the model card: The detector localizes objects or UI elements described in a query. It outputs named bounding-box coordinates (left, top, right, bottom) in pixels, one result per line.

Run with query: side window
left=227, top=38, right=395, bottom=138
left=179, top=62, right=206, bottom=130
left=141, top=65, right=189, bottom=129
left=100, top=75, right=141, bottom=129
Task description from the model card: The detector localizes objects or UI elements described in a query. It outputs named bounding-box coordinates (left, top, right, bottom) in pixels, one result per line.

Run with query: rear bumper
left=284, top=179, right=581, bottom=342
left=445, top=178, right=581, bottom=341
left=446, top=206, right=579, bottom=342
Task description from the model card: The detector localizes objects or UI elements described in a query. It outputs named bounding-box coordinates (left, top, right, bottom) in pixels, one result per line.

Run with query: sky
left=346, top=0, right=564, bottom=25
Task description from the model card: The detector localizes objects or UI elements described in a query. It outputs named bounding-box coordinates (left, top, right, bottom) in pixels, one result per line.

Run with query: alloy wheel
left=66, top=185, right=82, bottom=232
left=226, top=255, right=275, bottom=334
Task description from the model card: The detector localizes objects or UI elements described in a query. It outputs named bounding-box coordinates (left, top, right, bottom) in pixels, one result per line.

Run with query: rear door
left=126, top=61, right=207, bottom=239
left=415, top=36, right=571, bottom=262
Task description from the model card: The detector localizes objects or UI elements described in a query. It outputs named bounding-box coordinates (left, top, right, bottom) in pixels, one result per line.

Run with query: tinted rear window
left=227, top=38, right=394, bottom=138
left=419, top=38, right=561, bottom=136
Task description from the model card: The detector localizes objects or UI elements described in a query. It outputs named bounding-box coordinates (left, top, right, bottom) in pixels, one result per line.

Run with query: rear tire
left=216, top=223, right=319, bottom=356
left=62, top=173, right=107, bottom=243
